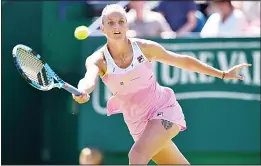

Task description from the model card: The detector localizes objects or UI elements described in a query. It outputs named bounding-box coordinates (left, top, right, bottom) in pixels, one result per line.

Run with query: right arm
left=73, top=52, right=103, bottom=103
left=78, top=55, right=101, bottom=94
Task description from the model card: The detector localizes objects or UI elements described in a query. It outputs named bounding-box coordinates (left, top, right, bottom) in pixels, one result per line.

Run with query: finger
left=235, top=74, right=244, bottom=80
left=72, top=94, right=79, bottom=99
left=81, top=92, right=89, bottom=98
left=73, top=94, right=81, bottom=99
left=72, top=95, right=78, bottom=101
left=75, top=98, right=84, bottom=103
left=73, top=95, right=84, bottom=102
left=76, top=97, right=90, bottom=104
left=77, top=100, right=85, bottom=104
left=76, top=94, right=90, bottom=103
left=237, top=63, right=252, bottom=69
left=83, top=94, right=90, bottom=101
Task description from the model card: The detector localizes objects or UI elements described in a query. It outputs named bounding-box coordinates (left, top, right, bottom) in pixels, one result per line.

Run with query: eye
left=119, top=20, right=125, bottom=24
left=108, top=21, right=114, bottom=25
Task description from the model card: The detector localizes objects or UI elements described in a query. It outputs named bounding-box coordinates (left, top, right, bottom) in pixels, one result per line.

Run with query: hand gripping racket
left=12, top=44, right=82, bottom=96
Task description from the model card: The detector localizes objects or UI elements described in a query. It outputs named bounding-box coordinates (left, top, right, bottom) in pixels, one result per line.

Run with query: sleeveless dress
left=100, top=38, right=186, bottom=141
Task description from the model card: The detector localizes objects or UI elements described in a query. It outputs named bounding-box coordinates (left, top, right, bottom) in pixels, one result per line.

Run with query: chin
left=112, top=35, right=127, bottom=41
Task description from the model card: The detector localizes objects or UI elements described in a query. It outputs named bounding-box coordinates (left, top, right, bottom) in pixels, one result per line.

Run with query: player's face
left=100, top=11, right=128, bottom=41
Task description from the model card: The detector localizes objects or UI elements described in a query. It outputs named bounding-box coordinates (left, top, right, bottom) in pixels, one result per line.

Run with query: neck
left=220, top=5, right=234, bottom=22
left=107, top=37, right=129, bottom=58
left=136, top=9, right=144, bottom=21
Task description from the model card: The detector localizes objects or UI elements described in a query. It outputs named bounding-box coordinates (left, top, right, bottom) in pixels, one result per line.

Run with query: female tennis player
left=73, top=4, right=251, bottom=165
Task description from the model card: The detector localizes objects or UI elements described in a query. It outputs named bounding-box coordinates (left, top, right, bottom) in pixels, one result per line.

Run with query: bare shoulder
left=131, top=37, right=157, bottom=46
left=131, top=38, right=165, bottom=60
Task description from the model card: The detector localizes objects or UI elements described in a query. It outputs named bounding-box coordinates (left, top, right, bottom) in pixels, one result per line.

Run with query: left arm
left=138, top=39, right=251, bottom=80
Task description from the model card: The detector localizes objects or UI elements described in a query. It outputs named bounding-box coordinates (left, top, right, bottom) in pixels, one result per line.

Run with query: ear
left=100, top=24, right=105, bottom=34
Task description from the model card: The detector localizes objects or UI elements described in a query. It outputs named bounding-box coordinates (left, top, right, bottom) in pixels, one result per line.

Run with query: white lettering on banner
left=252, top=51, right=260, bottom=86
left=198, top=52, right=215, bottom=83
left=219, top=51, right=251, bottom=85
left=91, top=45, right=260, bottom=115
left=161, top=65, right=179, bottom=85
left=160, top=42, right=260, bottom=51
left=237, top=51, right=251, bottom=85
left=180, top=69, right=197, bottom=85
left=179, top=52, right=197, bottom=85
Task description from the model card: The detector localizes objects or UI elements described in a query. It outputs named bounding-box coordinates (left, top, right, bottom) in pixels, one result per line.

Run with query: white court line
left=160, top=42, right=260, bottom=51
left=176, top=91, right=260, bottom=101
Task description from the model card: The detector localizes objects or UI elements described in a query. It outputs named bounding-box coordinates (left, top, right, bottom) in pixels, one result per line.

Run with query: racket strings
left=16, top=48, right=52, bottom=87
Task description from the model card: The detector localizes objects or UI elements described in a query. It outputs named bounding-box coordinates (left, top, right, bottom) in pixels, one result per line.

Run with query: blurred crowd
left=83, top=0, right=260, bottom=38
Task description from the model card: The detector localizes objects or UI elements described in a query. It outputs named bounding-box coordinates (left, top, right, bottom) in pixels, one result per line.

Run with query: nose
left=113, top=24, right=121, bottom=31
left=113, top=22, right=121, bottom=28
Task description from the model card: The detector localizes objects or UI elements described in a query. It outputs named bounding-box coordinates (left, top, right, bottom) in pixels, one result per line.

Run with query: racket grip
left=63, top=83, right=82, bottom=96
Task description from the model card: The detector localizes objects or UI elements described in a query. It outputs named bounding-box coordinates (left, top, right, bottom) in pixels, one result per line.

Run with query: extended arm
left=78, top=55, right=101, bottom=94
left=139, top=39, right=251, bottom=80
left=73, top=53, right=103, bottom=104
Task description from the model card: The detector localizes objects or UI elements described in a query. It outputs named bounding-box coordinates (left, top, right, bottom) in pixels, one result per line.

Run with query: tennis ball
left=74, top=26, right=89, bottom=40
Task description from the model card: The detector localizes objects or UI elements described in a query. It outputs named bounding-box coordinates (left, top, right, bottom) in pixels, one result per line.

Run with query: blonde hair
left=101, top=4, right=127, bottom=24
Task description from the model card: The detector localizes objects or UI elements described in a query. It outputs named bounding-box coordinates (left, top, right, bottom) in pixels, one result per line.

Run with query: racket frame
left=12, top=44, right=82, bottom=96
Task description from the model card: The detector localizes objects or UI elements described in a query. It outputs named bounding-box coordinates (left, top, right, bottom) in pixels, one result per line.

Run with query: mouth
left=113, top=32, right=121, bottom=35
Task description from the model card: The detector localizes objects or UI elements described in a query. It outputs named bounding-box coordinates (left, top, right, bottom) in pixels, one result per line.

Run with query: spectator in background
left=200, top=0, right=248, bottom=37
left=232, top=1, right=260, bottom=36
left=85, top=1, right=116, bottom=18
left=202, top=1, right=219, bottom=18
left=154, top=1, right=198, bottom=37
left=126, top=1, right=175, bottom=38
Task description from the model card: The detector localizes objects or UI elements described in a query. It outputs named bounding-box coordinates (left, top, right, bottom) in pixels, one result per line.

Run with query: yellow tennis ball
left=74, top=26, right=89, bottom=40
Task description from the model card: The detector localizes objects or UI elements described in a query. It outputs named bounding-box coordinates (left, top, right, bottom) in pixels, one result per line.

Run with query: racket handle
left=63, top=83, right=82, bottom=96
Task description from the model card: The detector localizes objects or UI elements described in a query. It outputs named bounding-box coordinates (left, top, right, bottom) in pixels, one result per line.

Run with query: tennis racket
left=12, top=44, right=82, bottom=96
